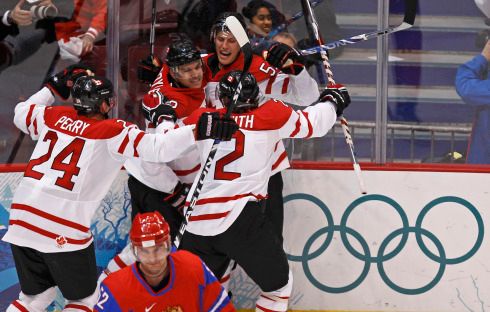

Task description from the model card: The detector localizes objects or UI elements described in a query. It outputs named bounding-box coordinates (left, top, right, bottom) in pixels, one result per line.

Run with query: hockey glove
left=137, top=55, right=162, bottom=84
left=319, top=84, right=351, bottom=117
left=45, top=63, right=94, bottom=100
left=165, top=182, right=191, bottom=216
left=196, top=112, right=238, bottom=141
left=265, top=42, right=304, bottom=75
left=142, top=91, right=177, bottom=125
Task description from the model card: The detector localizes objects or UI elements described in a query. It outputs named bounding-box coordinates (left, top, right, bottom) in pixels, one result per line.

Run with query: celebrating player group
left=3, top=11, right=351, bottom=312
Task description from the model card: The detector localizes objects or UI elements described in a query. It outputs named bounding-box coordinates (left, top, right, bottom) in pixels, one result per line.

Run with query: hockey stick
left=265, top=0, right=323, bottom=40
left=301, top=0, right=367, bottom=194
left=174, top=16, right=253, bottom=247
left=300, top=0, right=417, bottom=55
left=149, top=0, right=157, bottom=58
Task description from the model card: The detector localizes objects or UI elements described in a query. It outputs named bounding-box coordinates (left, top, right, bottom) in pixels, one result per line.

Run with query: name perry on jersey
left=54, top=116, right=90, bottom=135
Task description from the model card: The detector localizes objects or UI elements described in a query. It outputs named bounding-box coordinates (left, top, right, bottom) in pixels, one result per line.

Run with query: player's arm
left=200, top=261, right=236, bottom=312
left=277, top=84, right=351, bottom=139
left=13, top=87, right=53, bottom=140
left=261, top=43, right=320, bottom=106
left=93, top=283, right=123, bottom=312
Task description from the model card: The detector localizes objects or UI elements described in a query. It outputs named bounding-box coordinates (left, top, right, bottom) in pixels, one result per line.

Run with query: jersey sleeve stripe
left=209, top=288, right=232, bottom=312
left=9, top=219, right=93, bottom=245
left=12, top=300, right=29, bottom=312
left=189, top=211, right=231, bottom=222
left=192, top=193, right=267, bottom=205
left=301, top=111, right=313, bottom=138
left=132, top=132, right=145, bottom=157
left=281, top=77, right=290, bottom=94
left=117, top=134, right=130, bottom=154
left=114, top=254, right=128, bottom=270
left=256, top=303, right=283, bottom=312
left=173, top=163, right=201, bottom=176
left=25, top=104, right=36, bottom=134
left=265, top=75, right=277, bottom=95
left=271, top=151, right=288, bottom=171
left=33, top=118, right=38, bottom=135
left=64, top=303, right=93, bottom=311
left=288, top=114, right=301, bottom=137
left=11, top=203, right=90, bottom=232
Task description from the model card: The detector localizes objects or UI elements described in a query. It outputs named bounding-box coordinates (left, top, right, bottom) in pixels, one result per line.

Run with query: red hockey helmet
left=130, top=212, right=170, bottom=248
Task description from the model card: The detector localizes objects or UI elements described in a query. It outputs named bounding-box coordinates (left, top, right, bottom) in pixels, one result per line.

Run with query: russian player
left=94, top=211, right=235, bottom=311
left=101, top=40, right=206, bottom=278
left=179, top=70, right=351, bottom=311
left=204, top=12, right=322, bottom=246
left=3, top=65, right=238, bottom=311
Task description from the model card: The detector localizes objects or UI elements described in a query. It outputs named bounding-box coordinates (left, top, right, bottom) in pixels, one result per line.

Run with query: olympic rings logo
left=284, top=194, right=484, bottom=295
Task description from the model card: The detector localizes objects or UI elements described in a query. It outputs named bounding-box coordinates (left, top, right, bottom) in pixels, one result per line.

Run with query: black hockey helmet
left=209, top=12, right=247, bottom=43
left=165, top=39, right=201, bottom=68
left=217, top=70, right=259, bottom=113
left=71, top=75, right=114, bottom=114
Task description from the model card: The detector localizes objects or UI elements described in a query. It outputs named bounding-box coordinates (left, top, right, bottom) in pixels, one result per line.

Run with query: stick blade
left=403, top=0, right=417, bottom=25
left=225, top=16, right=249, bottom=48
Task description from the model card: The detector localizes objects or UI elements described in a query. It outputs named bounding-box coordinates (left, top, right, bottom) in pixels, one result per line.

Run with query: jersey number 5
left=214, top=130, right=244, bottom=181
left=24, top=130, right=85, bottom=191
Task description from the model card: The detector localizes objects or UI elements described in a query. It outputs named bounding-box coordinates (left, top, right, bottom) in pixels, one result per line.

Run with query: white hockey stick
left=174, top=16, right=253, bottom=247
left=301, top=0, right=367, bottom=194
left=300, top=0, right=417, bottom=54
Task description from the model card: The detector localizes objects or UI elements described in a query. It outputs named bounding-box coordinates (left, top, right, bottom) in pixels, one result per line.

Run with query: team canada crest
left=56, top=235, right=67, bottom=247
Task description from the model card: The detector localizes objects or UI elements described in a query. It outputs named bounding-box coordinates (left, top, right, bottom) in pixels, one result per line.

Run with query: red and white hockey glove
left=142, top=91, right=177, bottom=125
left=319, top=84, right=351, bottom=117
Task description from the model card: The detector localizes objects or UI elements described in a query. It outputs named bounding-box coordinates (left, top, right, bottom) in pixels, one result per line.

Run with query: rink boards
left=0, top=165, right=489, bottom=311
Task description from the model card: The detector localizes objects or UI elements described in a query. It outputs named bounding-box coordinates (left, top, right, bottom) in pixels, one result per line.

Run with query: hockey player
left=102, top=39, right=206, bottom=277
left=3, top=65, right=238, bottom=311
left=204, top=11, right=320, bottom=255
left=179, top=70, right=351, bottom=311
left=94, top=211, right=235, bottom=311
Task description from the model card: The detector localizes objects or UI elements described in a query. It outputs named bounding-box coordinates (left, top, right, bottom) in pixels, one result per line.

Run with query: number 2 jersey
left=2, top=87, right=196, bottom=253
left=95, top=250, right=235, bottom=312
left=181, top=98, right=337, bottom=236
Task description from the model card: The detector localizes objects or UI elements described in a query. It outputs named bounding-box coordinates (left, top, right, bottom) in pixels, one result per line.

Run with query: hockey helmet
left=217, top=70, right=259, bottom=112
left=130, top=212, right=170, bottom=248
left=165, top=39, right=201, bottom=68
left=210, top=12, right=247, bottom=43
left=71, top=76, right=114, bottom=114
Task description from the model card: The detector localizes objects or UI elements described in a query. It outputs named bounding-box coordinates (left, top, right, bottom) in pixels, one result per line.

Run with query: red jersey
left=95, top=250, right=235, bottom=312
left=2, top=87, right=196, bottom=252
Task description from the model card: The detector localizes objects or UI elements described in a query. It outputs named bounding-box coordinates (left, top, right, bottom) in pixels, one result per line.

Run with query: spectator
left=272, top=31, right=297, bottom=48
left=95, top=211, right=235, bottom=311
left=242, top=0, right=285, bottom=38
left=455, top=40, right=490, bottom=164
left=2, top=64, right=237, bottom=311
left=0, top=0, right=43, bottom=70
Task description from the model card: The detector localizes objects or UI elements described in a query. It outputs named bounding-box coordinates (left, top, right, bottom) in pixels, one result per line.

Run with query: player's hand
left=45, top=63, right=94, bottom=99
left=9, top=0, right=32, bottom=26
left=80, top=34, right=95, bottom=56
left=142, top=91, right=177, bottom=125
left=166, top=183, right=190, bottom=216
left=265, top=42, right=304, bottom=75
left=319, top=84, right=351, bottom=117
left=137, top=55, right=162, bottom=84
left=196, top=112, right=238, bottom=141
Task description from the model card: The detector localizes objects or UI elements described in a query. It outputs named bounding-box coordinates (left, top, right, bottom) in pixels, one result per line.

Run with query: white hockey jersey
left=181, top=98, right=337, bottom=236
left=2, top=87, right=196, bottom=252
left=203, top=53, right=320, bottom=175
